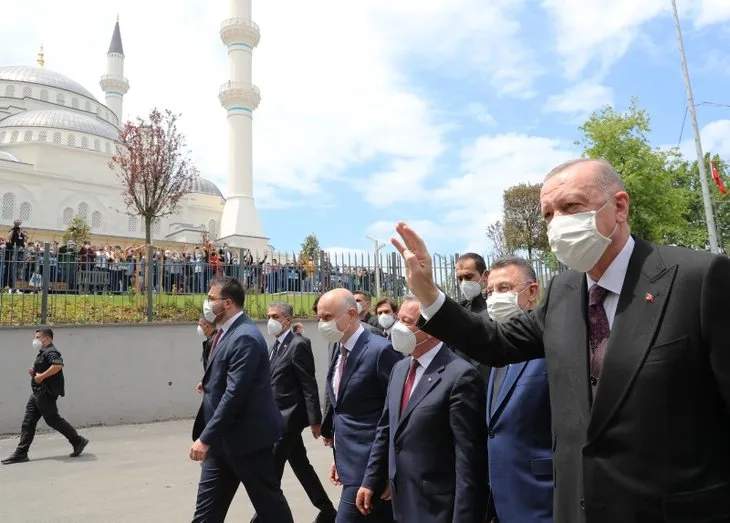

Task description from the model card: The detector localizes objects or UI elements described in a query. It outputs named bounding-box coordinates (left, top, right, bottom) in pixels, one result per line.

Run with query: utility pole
left=366, top=236, right=386, bottom=298
left=671, top=0, right=719, bottom=253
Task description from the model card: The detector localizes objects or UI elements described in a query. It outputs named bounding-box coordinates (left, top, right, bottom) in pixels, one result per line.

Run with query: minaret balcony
left=220, top=18, right=261, bottom=49
left=99, top=75, right=129, bottom=95
left=219, top=81, right=261, bottom=110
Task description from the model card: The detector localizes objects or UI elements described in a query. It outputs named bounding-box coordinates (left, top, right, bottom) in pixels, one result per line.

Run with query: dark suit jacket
left=455, top=295, right=492, bottom=384
left=487, top=359, right=553, bottom=522
left=269, top=331, right=322, bottom=433
left=201, top=330, right=217, bottom=370
left=325, top=328, right=403, bottom=487
left=362, top=346, right=488, bottom=523
left=192, top=313, right=283, bottom=456
left=419, top=238, right=730, bottom=523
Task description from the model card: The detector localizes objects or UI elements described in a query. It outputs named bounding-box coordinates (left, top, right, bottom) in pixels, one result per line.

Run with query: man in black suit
left=190, top=276, right=293, bottom=523
left=393, top=158, right=730, bottom=523
left=251, top=302, right=337, bottom=523
left=356, top=296, right=488, bottom=523
left=197, top=316, right=217, bottom=369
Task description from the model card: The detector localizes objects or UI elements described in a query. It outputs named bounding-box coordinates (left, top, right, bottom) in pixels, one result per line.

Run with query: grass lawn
left=0, top=292, right=318, bottom=326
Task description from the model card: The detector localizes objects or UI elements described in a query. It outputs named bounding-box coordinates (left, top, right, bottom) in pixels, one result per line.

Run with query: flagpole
left=670, top=0, right=719, bottom=253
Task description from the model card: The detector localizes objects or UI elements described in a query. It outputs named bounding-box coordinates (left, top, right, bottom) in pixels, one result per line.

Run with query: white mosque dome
left=0, top=109, right=119, bottom=141
left=0, top=151, right=20, bottom=162
left=0, top=65, right=98, bottom=101
left=190, top=176, right=224, bottom=198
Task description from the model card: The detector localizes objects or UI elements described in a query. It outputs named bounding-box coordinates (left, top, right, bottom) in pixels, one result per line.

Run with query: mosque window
left=67, top=134, right=76, bottom=147
left=92, top=211, right=103, bottom=230
left=40, top=89, right=49, bottom=101
left=10, top=131, right=18, bottom=143
left=81, top=136, right=89, bottom=149
left=77, top=202, right=89, bottom=221
left=208, top=220, right=218, bottom=240
left=53, top=132, right=61, bottom=144
left=0, top=131, right=6, bottom=142
left=19, top=202, right=32, bottom=223
left=152, top=219, right=162, bottom=237
left=5, top=85, right=15, bottom=97
left=23, top=131, right=32, bottom=142
left=85, top=101, right=91, bottom=111
left=128, top=215, right=138, bottom=232
left=56, top=92, right=65, bottom=105
left=105, top=142, right=111, bottom=154
left=72, top=98, right=79, bottom=109
left=2, top=193, right=16, bottom=220
left=38, top=131, right=47, bottom=142
left=94, top=139, right=100, bottom=151
left=63, top=207, right=74, bottom=225
left=22, top=86, right=31, bottom=98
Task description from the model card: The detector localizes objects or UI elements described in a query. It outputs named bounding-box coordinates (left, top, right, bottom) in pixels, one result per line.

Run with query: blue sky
left=2, top=0, right=730, bottom=259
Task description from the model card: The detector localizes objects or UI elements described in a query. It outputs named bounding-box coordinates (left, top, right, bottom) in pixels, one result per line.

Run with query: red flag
left=711, top=160, right=727, bottom=195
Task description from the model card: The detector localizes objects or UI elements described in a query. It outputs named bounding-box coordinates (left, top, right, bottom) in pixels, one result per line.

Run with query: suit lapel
left=396, top=347, right=449, bottom=436
left=201, top=314, right=246, bottom=382
left=336, top=330, right=370, bottom=404
left=489, top=362, right=528, bottom=425
left=270, top=331, right=293, bottom=369
left=587, top=239, right=677, bottom=443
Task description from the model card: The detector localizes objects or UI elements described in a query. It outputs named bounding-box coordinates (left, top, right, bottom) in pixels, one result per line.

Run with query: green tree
left=485, top=221, right=510, bottom=259
left=62, top=215, right=91, bottom=246
left=577, top=98, right=687, bottom=243
left=300, top=233, right=321, bottom=263
left=502, top=183, right=548, bottom=258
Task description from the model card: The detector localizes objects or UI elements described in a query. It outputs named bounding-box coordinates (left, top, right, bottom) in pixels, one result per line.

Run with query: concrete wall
left=0, top=320, right=331, bottom=435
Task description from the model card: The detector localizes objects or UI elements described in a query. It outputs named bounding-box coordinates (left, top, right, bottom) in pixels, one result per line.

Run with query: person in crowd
left=356, top=296, right=488, bottom=523
left=374, top=297, right=398, bottom=339
left=2, top=328, right=88, bottom=464
left=190, top=277, right=293, bottom=523
left=252, top=302, right=337, bottom=523
left=484, top=257, right=553, bottom=523
left=394, top=157, right=730, bottom=523
left=317, top=288, right=402, bottom=522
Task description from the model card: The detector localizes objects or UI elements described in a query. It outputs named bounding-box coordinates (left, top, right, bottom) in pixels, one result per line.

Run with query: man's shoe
left=314, top=509, right=337, bottom=523
left=1, top=454, right=29, bottom=465
left=70, top=437, right=88, bottom=457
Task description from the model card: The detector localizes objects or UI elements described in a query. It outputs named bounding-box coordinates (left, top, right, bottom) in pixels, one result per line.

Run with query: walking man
left=2, top=328, right=88, bottom=464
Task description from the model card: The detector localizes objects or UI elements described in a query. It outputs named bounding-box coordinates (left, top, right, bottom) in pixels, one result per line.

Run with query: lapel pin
left=427, top=377, right=432, bottom=382
left=646, top=293, right=654, bottom=303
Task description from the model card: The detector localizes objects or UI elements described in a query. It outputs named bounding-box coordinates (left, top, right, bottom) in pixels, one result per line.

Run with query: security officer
left=2, top=328, right=88, bottom=464
left=195, top=316, right=218, bottom=395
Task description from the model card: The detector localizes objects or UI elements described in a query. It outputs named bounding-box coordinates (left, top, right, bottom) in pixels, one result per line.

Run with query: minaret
left=99, top=16, right=129, bottom=125
left=217, top=0, right=267, bottom=250
left=37, top=45, right=45, bottom=68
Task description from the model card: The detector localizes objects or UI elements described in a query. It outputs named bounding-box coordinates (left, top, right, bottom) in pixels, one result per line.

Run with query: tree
left=62, top=215, right=91, bottom=246
left=485, top=221, right=510, bottom=259
left=502, top=183, right=549, bottom=258
left=300, top=233, right=321, bottom=263
left=110, top=108, right=194, bottom=246
left=577, top=98, right=687, bottom=243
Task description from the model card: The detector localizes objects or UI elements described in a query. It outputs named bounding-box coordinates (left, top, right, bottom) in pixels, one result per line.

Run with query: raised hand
left=392, top=222, right=439, bottom=306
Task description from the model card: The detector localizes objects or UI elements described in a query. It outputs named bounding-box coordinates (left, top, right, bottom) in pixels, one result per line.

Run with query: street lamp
left=366, top=236, right=386, bottom=298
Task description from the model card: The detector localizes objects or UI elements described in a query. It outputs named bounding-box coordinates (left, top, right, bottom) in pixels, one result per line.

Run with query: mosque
left=0, top=20, right=232, bottom=249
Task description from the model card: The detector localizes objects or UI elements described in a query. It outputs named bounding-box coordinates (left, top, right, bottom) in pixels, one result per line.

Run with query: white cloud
left=466, top=103, right=498, bottom=127
left=545, top=82, right=613, bottom=118
left=692, top=0, right=730, bottom=27
left=677, top=119, right=730, bottom=159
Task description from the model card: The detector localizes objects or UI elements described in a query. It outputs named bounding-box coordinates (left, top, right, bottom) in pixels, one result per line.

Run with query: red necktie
left=208, top=330, right=223, bottom=359
left=400, top=359, right=420, bottom=414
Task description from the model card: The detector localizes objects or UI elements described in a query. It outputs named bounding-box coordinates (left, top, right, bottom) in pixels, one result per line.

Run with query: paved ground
left=0, top=420, right=340, bottom=523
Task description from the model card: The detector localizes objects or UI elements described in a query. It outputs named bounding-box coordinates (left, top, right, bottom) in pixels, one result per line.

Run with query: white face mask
left=487, top=288, right=530, bottom=323
left=202, top=300, right=219, bottom=324
left=356, top=302, right=364, bottom=315
left=547, top=199, right=616, bottom=272
left=32, top=339, right=43, bottom=350
left=318, top=314, right=347, bottom=343
left=196, top=325, right=206, bottom=338
left=267, top=319, right=283, bottom=337
left=460, top=280, right=483, bottom=301
left=378, top=313, right=395, bottom=330
left=390, top=321, right=424, bottom=355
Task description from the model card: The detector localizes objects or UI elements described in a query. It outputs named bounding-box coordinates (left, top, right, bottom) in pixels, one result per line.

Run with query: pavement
left=0, top=420, right=341, bottom=523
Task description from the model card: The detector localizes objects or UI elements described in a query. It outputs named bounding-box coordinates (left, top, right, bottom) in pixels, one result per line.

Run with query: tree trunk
left=145, top=217, right=152, bottom=290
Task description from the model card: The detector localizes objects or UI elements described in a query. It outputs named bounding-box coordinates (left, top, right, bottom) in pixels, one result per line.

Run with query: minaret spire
left=37, top=45, right=45, bottom=68
left=99, top=17, right=129, bottom=126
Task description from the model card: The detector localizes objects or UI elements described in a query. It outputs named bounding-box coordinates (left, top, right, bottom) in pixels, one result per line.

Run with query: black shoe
left=70, top=437, right=88, bottom=457
left=1, top=454, right=29, bottom=465
left=314, top=509, right=337, bottom=523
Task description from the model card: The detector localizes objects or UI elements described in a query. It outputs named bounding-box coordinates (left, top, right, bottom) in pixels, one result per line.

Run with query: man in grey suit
left=356, top=295, right=488, bottom=523
left=394, top=158, right=730, bottom=523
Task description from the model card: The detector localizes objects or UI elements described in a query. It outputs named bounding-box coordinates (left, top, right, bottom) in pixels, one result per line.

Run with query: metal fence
left=0, top=244, right=561, bottom=326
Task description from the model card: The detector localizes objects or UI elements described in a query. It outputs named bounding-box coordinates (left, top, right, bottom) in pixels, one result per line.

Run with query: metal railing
left=0, top=244, right=562, bottom=326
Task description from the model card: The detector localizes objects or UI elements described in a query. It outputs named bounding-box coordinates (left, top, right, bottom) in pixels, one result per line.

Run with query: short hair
left=312, top=295, right=321, bottom=313
left=402, top=294, right=418, bottom=304
left=490, top=256, right=537, bottom=283
left=269, top=301, right=293, bottom=319
left=353, top=290, right=371, bottom=302
left=210, top=276, right=245, bottom=308
left=36, top=328, right=53, bottom=340
left=456, top=252, right=487, bottom=274
left=375, top=297, right=398, bottom=314
left=545, top=158, right=625, bottom=196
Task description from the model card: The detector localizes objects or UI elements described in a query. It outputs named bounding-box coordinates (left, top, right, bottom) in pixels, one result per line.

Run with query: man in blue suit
left=317, top=288, right=402, bottom=523
left=484, top=257, right=553, bottom=523
left=190, top=276, right=294, bottom=523
left=356, top=295, right=488, bottom=523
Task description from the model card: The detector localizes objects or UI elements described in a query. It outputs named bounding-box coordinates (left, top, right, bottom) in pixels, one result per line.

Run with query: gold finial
left=37, top=44, right=45, bottom=68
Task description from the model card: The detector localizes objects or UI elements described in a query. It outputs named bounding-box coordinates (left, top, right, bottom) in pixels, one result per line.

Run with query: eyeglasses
left=485, top=281, right=533, bottom=297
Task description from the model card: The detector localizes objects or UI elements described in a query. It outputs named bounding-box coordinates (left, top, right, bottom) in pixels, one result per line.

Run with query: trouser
left=16, top=392, right=81, bottom=455
left=252, top=430, right=335, bottom=522
left=336, top=485, right=394, bottom=523
left=193, top=446, right=294, bottom=523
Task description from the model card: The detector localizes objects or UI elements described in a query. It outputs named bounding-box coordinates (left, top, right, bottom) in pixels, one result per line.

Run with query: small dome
left=0, top=109, right=119, bottom=141
left=0, top=151, right=20, bottom=162
left=190, top=177, right=223, bottom=198
left=0, top=66, right=98, bottom=101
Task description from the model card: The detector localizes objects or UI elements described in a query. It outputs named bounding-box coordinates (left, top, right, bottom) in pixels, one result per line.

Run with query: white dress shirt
left=216, top=310, right=244, bottom=344
left=332, top=324, right=365, bottom=400
left=422, top=236, right=636, bottom=330
left=276, top=328, right=291, bottom=346
left=407, top=342, right=443, bottom=400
